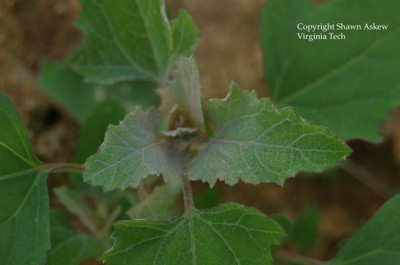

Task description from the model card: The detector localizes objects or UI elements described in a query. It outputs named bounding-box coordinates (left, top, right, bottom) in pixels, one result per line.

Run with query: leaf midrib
left=0, top=109, right=38, bottom=168
left=87, top=0, right=156, bottom=79
left=195, top=213, right=241, bottom=265
left=212, top=139, right=344, bottom=154
left=135, top=0, right=166, bottom=78
left=0, top=173, right=42, bottom=227
left=0, top=141, right=37, bottom=168
left=285, top=83, right=400, bottom=110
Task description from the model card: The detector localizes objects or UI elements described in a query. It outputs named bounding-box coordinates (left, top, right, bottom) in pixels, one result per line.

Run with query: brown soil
left=0, top=0, right=81, bottom=162
left=1, top=0, right=400, bottom=264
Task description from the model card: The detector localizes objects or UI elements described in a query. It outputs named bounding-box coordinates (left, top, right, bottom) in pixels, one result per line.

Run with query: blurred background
left=1, top=0, right=400, bottom=263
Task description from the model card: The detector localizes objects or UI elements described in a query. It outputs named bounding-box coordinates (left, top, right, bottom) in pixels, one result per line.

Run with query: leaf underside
left=83, top=108, right=187, bottom=191
left=73, top=0, right=198, bottom=85
left=103, top=203, right=285, bottom=265
left=0, top=93, right=49, bottom=265
left=188, top=85, right=350, bottom=186
left=262, top=0, right=400, bottom=142
left=159, top=56, right=205, bottom=132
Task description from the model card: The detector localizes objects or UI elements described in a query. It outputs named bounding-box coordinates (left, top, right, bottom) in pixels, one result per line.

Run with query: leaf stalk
left=0, top=162, right=84, bottom=181
left=182, top=175, right=195, bottom=215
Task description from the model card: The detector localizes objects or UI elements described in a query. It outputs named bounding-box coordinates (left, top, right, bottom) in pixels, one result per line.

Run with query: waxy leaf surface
left=261, top=0, right=400, bottom=141
left=103, top=204, right=285, bottom=265
left=84, top=108, right=186, bottom=190
left=159, top=56, right=205, bottom=132
left=330, top=195, right=400, bottom=265
left=74, top=0, right=198, bottom=85
left=0, top=93, right=49, bottom=265
left=188, top=86, right=349, bottom=186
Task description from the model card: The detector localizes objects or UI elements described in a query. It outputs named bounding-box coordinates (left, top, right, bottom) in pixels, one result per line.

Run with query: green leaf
left=0, top=92, right=49, bottom=265
left=171, top=11, right=199, bottom=56
left=269, top=213, right=293, bottom=250
left=194, top=187, right=220, bottom=209
left=292, top=207, right=320, bottom=252
left=261, top=0, right=400, bottom=142
left=103, top=203, right=285, bottom=265
left=54, top=187, right=97, bottom=234
left=47, top=210, right=101, bottom=265
left=73, top=0, right=199, bottom=85
left=330, top=195, right=400, bottom=265
left=270, top=214, right=293, bottom=236
left=188, top=85, right=349, bottom=186
left=71, top=100, right=127, bottom=203
left=159, top=56, right=205, bottom=132
left=127, top=184, right=179, bottom=220
left=84, top=108, right=187, bottom=191
left=106, top=81, right=160, bottom=112
left=39, top=60, right=160, bottom=124
left=0, top=93, right=41, bottom=171
left=38, top=59, right=97, bottom=124
left=75, top=100, right=126, bottom=163
left=0, top=172, right=49, bottom=265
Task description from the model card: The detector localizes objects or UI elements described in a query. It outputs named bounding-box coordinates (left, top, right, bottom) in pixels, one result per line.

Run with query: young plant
left=1, top=0, right=400, bottom=265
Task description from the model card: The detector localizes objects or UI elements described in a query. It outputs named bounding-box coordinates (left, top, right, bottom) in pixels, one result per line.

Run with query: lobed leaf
left=71, top=100, right=127, bottom=202
left=188, top=85, right=350, bottom=186
left=83, top=108, right=187, bottom=191
left=103, top=203, right=285, bottom=265
left=0, top=93, right=49, bottom=265
left=73, top=0, right=199, bottom=85
left=330, top=195, right=400, bottom=265
left=75, top=100, right=126, bottom=164
left=261, top=0, right=400, bottom=142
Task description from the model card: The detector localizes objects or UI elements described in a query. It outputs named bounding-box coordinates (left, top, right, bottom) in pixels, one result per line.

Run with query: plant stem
left=45, top=162, right=84, bottom=173
left=182, top=175, right=194, bottom=215
left=182, top=175, right=197, bottom=264
left=0, top=162, right=84, bottom=181
left=275, top=251, right=327, bottom=265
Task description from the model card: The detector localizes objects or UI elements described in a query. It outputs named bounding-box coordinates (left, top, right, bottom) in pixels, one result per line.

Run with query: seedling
left=1, top=0, right=400, bottom=264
